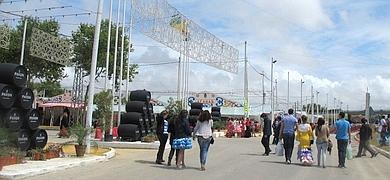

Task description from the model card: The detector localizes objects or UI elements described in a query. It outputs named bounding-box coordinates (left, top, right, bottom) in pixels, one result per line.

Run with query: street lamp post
left=316, top=91, right=319, bottom=116
left=300, top=79, right=304, bottom=113
left=287, top=71, right=290, bottom=109
left=275, top=79, right=278, bottom=111
left=333, top=97, right=336, bottom=124
left=271, top=58, right=277, bottom=122
left=326, top=93, right=328, bottom=123
left=86, top=0, right=104, bottom=153
left=311, top=86, right=314, bottom=123
left=261, top=71, right=265, bottom=113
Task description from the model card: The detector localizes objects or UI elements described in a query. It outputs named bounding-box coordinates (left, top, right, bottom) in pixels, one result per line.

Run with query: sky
left=1, top=0, right=390, bottom=111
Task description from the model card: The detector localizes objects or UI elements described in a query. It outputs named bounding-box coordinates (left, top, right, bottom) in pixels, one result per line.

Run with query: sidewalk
left=0, top=148, right=115, bottom=180
left=0, top=129, right=116, bottom=180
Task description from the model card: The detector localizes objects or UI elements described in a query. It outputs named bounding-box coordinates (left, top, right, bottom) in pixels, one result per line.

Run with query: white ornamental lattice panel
left=0, top=25, right=11, bottom=50
left=132, top=0, right=239, bottom=74
left=30, top=28, right=71, bottom=65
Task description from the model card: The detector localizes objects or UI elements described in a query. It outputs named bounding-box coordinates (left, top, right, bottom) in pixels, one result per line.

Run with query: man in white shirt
left=378, top=116, right=386, bottom=133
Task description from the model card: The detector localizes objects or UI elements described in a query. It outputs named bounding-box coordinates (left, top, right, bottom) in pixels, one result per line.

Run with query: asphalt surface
left=27, top=136, right=389, bottom=180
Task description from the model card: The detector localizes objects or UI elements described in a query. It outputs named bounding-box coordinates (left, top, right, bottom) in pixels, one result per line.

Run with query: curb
left=104, top=147, right=116, bottom=159
left=0, top=148, right=116, bottom=180
left=94, top=140, right=169, bottom=150
left=372, top=146, right=390, bottom=159
left=354, top=135, right=390, bottom=159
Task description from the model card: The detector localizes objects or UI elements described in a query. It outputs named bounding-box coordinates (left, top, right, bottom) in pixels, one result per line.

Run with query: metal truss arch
left=132, top=0, right=239, bottom=73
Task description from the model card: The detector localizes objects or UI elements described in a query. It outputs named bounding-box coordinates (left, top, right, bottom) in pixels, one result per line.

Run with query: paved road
left=28, top=136, right=389, bottom=180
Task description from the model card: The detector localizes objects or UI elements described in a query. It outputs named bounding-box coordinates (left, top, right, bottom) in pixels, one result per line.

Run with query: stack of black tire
left=0, top=63, right=46, bottom=152
left=118, top=90, right=154, bottom=141
left=211, top=107, right=221, bottom=121
left=189, top=102, right=203, bottom=128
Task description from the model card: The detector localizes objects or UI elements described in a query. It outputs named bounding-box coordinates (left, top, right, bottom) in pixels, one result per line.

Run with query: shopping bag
left=346, top=143, right=353, bottom=160
left=276, top=142, right=284, bottom=156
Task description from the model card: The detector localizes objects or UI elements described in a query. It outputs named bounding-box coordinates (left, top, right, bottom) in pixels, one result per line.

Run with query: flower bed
left=30, top=144, right=64, bottom=161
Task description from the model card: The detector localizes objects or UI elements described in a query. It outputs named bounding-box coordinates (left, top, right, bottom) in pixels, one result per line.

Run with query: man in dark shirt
left=156, top=110, right=169, bottom=164
left=261, top=113, right=272, bottom=156
left=356, top=118, right=378, bottom=158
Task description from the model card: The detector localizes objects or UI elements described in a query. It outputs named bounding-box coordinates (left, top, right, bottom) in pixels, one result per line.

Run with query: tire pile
left=118, top=90, right=155, bottom=142
left=189, top=102, right=203, bottom=127
left=0, top=63, right=46, bottom=151
left=211, top=107, right=221, bottom=121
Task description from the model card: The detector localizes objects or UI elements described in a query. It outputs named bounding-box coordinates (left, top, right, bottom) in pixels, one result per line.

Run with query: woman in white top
left=193, top=110, right=213, bottom=171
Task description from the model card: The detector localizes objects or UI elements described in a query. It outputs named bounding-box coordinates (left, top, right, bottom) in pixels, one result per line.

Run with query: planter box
left=31, top=152, right=46, bottom=161
left=45, top=150, right=59, bottom=159
left=0, top=155, right=18, bottom=170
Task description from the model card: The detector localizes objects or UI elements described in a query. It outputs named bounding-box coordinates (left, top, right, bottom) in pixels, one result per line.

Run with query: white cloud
left=3, top=0, right=390, bottom=111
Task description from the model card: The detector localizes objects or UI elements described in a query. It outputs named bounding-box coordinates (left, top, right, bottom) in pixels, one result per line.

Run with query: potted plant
left=69, top=122, right=93, bottom=157
left=94, top=90, right=113, bottom=142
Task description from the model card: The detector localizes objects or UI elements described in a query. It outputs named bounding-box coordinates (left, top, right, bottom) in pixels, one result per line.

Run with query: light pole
left=86, top=0, right=104, bottom=152
left=333, top=97, right=336, bottom=124
left=326, top=93, right=329, bottom=124
left=261, top=71, right=265, bottom=113
left=311, top=86, right=314, bottom=123
left=110, top=0, right=122, bottom=135
left=118, top=0, right=127, bottom=125
left=287, top=71, right=290, bottom=109
left=104, top=0, right=113, bottom=90
left=300, top=79, right=304, bottom=113
left=316, top=91, right=319, bottom=116
left=20, top=19, right=28, bottom=65
left=271, top=58, right=277, bottom=122
left=275, top=79, right=278, bottom=111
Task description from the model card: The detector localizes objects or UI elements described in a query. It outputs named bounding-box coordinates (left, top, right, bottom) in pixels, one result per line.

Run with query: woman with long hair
left=173, top=110, right=192, bottom=169
left=193, top=110, right=213, bottom=171
left=315, top=117, right=330, bottom=168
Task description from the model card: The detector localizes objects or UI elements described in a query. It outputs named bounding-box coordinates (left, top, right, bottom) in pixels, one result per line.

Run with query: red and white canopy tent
left=37, top=92, right=84, bottom=126
left=37, top=92, right=84, bottom=109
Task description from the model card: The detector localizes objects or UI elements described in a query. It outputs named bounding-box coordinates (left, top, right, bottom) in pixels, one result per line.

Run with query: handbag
left=210, top=137, right=214, bottom=144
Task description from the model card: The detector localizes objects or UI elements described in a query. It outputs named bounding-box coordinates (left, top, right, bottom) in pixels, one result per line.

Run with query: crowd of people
left=155, top=110, right=214, bottom=171
left=267, top=109, right=379, bottom=168
left=225, top=118, right=261, bottom=138
left=151, top=106, right=388, bottom=171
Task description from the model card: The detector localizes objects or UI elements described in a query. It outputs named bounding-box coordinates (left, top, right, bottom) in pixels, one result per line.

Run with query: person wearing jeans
left=315, top=117, right=329, bottom=168
left=156, top=111, right=169, bottom=164
left=279, top=109, right=298, bottom=164
left=193, top=110, right=213, bottom=171
left=335, top=112, right=351, bottom=168
left=198, top=136, right=212, bottom=166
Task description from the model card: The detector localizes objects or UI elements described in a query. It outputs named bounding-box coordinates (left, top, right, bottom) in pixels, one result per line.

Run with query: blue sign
left=216, top=97, right=224, bottom=107
left=188, top=97, right=196, bottom=106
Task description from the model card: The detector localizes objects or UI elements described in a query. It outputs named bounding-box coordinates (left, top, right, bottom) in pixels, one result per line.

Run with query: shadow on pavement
left=240, top=153, right=263, bottom=156
left=135, top=160, right=200, bottom=171
left=259, top=160, right=341, bottom=169
left=134, top=160, right=155, bottom=165
left=151, top=165, right=200, bottom=171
